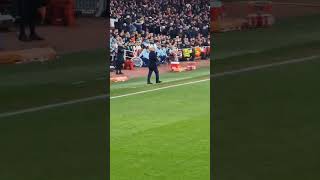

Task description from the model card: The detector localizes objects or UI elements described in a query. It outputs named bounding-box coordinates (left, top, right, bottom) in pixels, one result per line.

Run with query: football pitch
left=0, top=49, right=108, bottom=179
left=0, top=49, right=210, bottom=179
left=213, top=14, right=320, bottom=179
left=110, top=67, right=210, bottom=180
left=1, top=12, right=320, bottom=180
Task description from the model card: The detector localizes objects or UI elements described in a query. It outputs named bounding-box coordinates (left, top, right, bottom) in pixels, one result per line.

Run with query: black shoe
left=156, top=81, right=162, bottom=84
left=18, top=34, right=30, bottom=42
left=30, top=34, right=44, bottom=41
left=147, top=82, right=153, bottom=84
left=119, top=72, right=124, bottom=75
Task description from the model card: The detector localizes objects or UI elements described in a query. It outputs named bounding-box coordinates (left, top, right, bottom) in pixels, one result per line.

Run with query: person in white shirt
left=139, top=47, right=150, bottom=67
left=110, top=18, right=118, bottom=29
left=157, top=45, right=168, bottom=64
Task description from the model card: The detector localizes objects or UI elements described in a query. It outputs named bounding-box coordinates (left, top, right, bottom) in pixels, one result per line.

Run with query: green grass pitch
left=0, top=49, right=108, bottom=179
left=213, top=14, right=320, bottom=179
left=110, top=68, right=210, bottom=180
left=0, top=47, right=210, bottom=179
left=1, top=12, right=320, bottom=180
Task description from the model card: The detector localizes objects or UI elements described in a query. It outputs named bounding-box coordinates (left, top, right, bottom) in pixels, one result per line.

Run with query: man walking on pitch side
left=147, top=47, right=162, bottom=84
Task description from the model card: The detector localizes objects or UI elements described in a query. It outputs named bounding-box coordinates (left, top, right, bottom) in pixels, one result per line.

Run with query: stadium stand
left=110, top=0, right=210, bottom=67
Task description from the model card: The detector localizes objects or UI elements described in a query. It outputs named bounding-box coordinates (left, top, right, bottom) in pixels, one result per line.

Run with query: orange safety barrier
left=195, top=47, right=202, bottom=58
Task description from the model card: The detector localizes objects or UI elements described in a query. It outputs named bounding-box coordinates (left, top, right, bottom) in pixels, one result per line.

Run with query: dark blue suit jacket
left=148, top=51, right=158, bottom=68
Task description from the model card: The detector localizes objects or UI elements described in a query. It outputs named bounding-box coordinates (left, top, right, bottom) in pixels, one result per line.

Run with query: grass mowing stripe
left=213, top=55, right=319, bottom=78
left=213, top=57, right=320, bottom=180
left=111, top=79, right=210, bottom=179
left=0, top=78, right=209, bottom=118
left=2, top=55, right=319, bottom=118
left=227, top=1, right=320, bottom=6
left=110, top=79, right=209, bottom=100
left=0, top=95, right=107, bottom=119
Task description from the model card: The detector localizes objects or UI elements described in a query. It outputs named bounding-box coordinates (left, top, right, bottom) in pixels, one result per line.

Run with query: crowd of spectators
left=110, top=0, right=210, bottom=64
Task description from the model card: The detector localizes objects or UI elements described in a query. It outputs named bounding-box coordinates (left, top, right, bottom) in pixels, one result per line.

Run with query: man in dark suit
left=17, top=0, right=47, bottom=41
left=147, top=47, right=162, bottom=84
left=115, top=45, right=125, bottom=75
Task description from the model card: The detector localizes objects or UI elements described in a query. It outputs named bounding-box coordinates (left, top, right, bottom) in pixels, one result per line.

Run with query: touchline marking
left=0, top=55, right=319, bottom=118
left=96, top=77, right=106, bottom=81
left=0, top=95, right=108, bottom=119
left=72, top=81, right=86, bottom=85
left=213, top=56, right=319, bottom=78
left=110, top=79, right=209, bottom=100
left=229, top=1, right=320, bottom=7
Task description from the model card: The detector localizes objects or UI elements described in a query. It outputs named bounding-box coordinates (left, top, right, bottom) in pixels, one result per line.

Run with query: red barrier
left=247, top=14, right=274, bottom=28
left=48, top=0, right=75, bottom=26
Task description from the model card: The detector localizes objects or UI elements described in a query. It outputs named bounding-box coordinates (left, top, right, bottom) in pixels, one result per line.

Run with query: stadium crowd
left=110, top=0, right=210, bottom=66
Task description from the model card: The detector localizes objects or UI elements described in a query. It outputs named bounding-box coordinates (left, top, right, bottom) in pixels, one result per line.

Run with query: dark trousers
left=147, top=66, right=160, bottom=83
left=19, top=20, right=36, bottom=36
left=17, top=0, right=38, bottom=36
left=115, top=61, right=123, bottom=74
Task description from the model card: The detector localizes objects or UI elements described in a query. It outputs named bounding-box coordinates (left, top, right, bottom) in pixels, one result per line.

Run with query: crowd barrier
left=112, top=46, right=211, bottom=68
left=75, top=0, right=106, bottom=16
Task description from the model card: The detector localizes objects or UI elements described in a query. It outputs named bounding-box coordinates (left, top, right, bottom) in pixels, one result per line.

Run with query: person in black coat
left=147, top=47, right=162, bottom=84
left=115, top=45, right=125, bottom=75
left=17, top=0, right=47, bottom=41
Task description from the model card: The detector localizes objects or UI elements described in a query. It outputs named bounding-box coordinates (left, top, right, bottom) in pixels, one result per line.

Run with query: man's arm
left=139, top=49, right=145, bottom=58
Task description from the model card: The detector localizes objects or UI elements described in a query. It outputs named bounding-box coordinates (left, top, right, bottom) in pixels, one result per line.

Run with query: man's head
left=149, top=46, right=156, bottom=51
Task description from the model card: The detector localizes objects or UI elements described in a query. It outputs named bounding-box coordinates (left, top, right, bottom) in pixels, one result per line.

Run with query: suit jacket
left=148, top=51, right=158, bottom=68
left=116, top=46, right=125, bottom=63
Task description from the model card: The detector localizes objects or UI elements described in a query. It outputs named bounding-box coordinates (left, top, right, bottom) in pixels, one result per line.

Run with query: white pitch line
left=212, top=55, right=319, bottom=78
left=96, top=77, right=106, bottom=81
left=0, top=55, right=319, bottom=118
left=72, top=81, right=86, bottom=85
left=0, top=95, right=107, bottom=119
left=110, top=79, right=209, bottom=100
left=272, top=2, right=320, bottom=7
left=228, top=1, right=320, bottom=7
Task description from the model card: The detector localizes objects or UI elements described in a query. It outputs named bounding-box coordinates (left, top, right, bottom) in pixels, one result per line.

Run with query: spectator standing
left=115, top=45, right=125, bottom=75
left=17, top=0, right=47, bottom=42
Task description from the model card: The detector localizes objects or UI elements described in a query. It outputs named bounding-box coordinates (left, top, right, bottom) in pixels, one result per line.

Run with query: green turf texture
left=213, top=57, right=320, bottom=180
left=0, top=48, right=210, bottom=179
left=213, top=14, right=320, bottom=59
left=1, top=11, right=320, bottom=180
left=0, top=49, right=107, bottom=113
left=111, top=66, right=210, bottom=96
left=0, top=49, right=108, bottom=179
left=212, top=14, right=320, bottom=179
left=111, top=77, right=210, bottom=180
left=0, top=101, right=108, bottom=180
